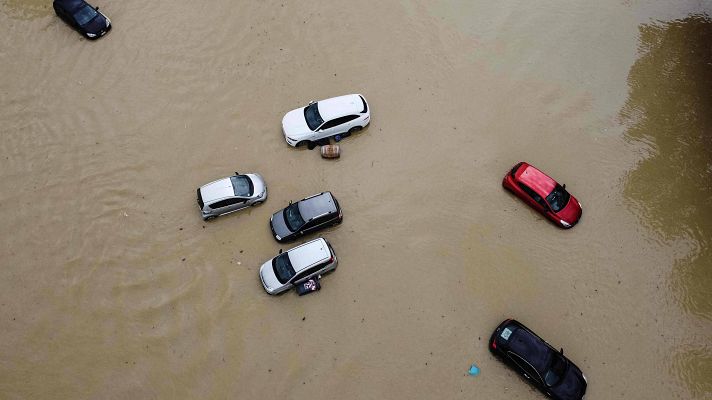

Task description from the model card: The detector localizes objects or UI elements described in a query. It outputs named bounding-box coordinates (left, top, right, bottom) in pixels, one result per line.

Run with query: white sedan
left=282, top=94, right=370, bottom=148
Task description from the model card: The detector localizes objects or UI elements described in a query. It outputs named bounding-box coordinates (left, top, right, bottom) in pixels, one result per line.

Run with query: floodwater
left=0, top=0, right=710, bottom=399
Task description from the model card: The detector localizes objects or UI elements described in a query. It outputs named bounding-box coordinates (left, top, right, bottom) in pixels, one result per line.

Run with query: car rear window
left=360, top=95, right=368, bottom=113
left=510, top=162, right=523, bottom=177
left=197, top=188, right=204, bottom=209
left=230, top=175, right=253, bottom=197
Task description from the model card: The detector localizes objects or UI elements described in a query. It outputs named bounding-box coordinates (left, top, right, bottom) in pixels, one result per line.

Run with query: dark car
left=53, top=0, right=111, bottom=39
left=489, top=319, right=587, bottom=400
left=269, top=192, right=342, bottom=242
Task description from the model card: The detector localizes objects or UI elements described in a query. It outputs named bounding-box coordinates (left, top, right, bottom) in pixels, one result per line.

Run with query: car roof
left=507, top=323, right=554, bottom=373
left=317, top=94, right=364, bottom=121
left=200, top=177, right=235, bottom=202
left=298, top=192, right=337, bottom=220
left=287, top=238, right=330, bottom=272
left=518, top=164, right=557, bottom=196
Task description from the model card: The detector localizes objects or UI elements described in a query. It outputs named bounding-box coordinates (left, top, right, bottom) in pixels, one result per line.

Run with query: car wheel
left=348, top=126, right=362, bottom=135
left=204, top=215, right=217, bottom=221
left=253, top=201, right=263, bottom=206
left=296, top=141, right=308, bottom=148
left=307, top=141, right=317, bottom=150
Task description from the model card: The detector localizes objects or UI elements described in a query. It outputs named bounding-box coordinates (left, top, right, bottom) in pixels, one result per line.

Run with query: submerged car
left=270, top=192, right=343, bottom=243
left=197, top=172, right=267, bottom=221
left=282, top=94, right=370, bottom=148
left=502, top=162, right=582, bottom=228
left=53, top=0, right=111, bottom=39
left=259, top=237, right=338, bottom=295
left=490, top=319, right=587, bottom=400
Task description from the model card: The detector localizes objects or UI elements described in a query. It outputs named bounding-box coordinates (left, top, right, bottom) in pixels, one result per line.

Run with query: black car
left=270, top=192, right=342, bottom=242
left=489, top=319, right=587, bottom=400
left=53, top=0, right=111, bottom=39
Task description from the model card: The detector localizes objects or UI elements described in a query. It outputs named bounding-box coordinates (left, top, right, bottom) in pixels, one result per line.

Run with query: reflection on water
left=671, top=347, right=712, bottom=398
left=621, top=14, right=712, bottom=398
left=1, top=0, right=52, bottom=20
left=621, top=14, right=712, bottom=319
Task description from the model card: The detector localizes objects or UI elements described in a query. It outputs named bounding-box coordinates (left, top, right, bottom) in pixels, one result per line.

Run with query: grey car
left=197, top=172, right=267, bottom=221
left=269, top=192, right=342, bottom=242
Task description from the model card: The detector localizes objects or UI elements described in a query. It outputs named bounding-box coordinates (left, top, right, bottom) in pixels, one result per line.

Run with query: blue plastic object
left=334, top=134, right=342, bottom=142
left=468, top=363, right=480, bottom=376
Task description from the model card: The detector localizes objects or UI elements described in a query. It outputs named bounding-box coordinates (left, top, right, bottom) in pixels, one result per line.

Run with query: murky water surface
left=1, top=1, right=710, bottom=399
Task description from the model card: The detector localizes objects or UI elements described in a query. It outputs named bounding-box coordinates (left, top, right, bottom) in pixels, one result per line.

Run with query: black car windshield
left=304, top=103, right=324, bottom=131
left=230, top=175, right=253, bottom=197
left=272, top=253, right=295, bottom=284
left=546, top=184, right=570, bottom=212
left=73, top=5, right=98, bottom=26
left=544, top=353, right=568, bottom=387
left=283, top=203, right=305, bottom=232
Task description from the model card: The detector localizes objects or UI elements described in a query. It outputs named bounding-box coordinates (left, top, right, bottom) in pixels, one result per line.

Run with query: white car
left=282, top=94, right=370, bottom=148
left=197, top=172, right=267, bottom=221
left=259, top=238, right=338, bottom=295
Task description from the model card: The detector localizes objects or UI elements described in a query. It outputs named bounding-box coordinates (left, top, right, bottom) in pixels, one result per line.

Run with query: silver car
left=259, top=237, right=338, bottom=295
left=197, top=172, right=267, bottom=221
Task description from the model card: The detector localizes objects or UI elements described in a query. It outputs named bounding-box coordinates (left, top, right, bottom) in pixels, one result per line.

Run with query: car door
left=290, top=265, right=321, bottom=285
left=516, top=183, right=549, bottom=213
left=305, top=214, right=333, bottom=233
left=209, top=198, right=242, bottom=215
left=508, top=352, right=545, bottom=390
left=316, top=115, right=359, bottom=139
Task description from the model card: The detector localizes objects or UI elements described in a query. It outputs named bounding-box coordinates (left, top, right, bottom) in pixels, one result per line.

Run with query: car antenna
left=560, top=348, right=564, bottom=355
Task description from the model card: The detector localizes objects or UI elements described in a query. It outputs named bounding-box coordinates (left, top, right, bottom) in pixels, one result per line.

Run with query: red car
left=503, top=162, right=582, bottom=228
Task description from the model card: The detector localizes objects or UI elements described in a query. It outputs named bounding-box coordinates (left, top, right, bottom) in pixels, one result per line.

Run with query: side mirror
left=560, top=348, right=564, bottom=355
left=308, top=100, right=316, bottom=105
left=278, top=249, right=283, bottom=254
left=562, top=184, right=566, bottom=190
left=235, top=171, right=240, bottom=176
left=289, top=200, right=293, bottom=205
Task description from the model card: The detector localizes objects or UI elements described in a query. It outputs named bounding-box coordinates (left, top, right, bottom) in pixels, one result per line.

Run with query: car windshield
left=73, top=5, right=98, bottom=26
left=272, top=253, right=295, bottom=284
left=230, top=175, right=253, bottom=197
left=546, top=184, right=570, bottom=212
left=304, top=103, right=324, bottom=131
left=283, top=203, right=305, bottom=232
left=544, top=353, right=568, bottom=387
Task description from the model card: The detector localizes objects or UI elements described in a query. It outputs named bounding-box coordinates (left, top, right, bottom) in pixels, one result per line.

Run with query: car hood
left=282, top=108, right=311, bottom=138
left=259, top=260, right=282, bottom=291
left=555, top=194, right=582, bottom=225
left=551, top=365, right=587, bottom=400
left=83, top=13, right=107, bottom=33
left=270, top=210, right=294, bottom=240
left=246, top=173, right=266, bottom=197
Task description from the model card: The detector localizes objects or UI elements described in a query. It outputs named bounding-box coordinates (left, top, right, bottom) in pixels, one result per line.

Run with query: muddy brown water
left=1, top=1, right=711, bottom=399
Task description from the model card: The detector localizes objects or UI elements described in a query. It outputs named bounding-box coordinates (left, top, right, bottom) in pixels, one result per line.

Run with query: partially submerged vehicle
left=502, top=162, right=582, bottom=228
left=259, top=238, right=337, bottom=295
left=282, top=94, right=370, bottom=149
left=53, top=0, right=111, bottom=39
left=197, top=172, right=267, bottom=221
left=269, top=192, right=342, bottom=242
left=490, top=319, right=588, bottom=400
